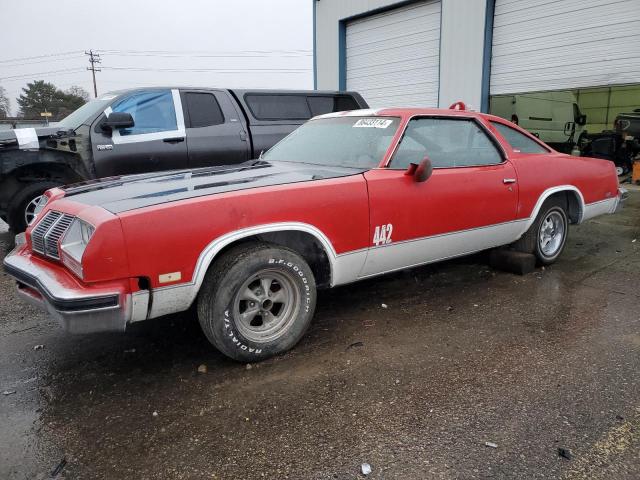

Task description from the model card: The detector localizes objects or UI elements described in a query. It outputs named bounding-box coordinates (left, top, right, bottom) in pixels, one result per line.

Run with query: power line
left=101, top=66, right=311, bottom=73
left=0, top=68, right=86, bottom=81
left=96, top=48, right=312, bottom=56
left=0, top=50, right=83, bottom=65
left=0, top=55, right=85, bottom=68
left=85, top=50, right=101, bottom=98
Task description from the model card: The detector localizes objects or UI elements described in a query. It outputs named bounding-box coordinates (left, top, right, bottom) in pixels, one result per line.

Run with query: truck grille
left=31, top=211, right=75, bottom=260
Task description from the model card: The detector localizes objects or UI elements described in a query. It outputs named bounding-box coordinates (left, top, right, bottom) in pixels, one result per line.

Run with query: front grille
left=31, top=211, right=75, bottom=260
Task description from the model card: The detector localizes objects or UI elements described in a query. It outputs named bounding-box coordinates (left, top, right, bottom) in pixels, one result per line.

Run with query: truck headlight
left=60, top=219, right=95, bottom=278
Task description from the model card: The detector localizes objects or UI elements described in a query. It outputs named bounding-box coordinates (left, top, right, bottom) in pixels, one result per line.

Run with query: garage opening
left=345, top=0, right=441, bottom=108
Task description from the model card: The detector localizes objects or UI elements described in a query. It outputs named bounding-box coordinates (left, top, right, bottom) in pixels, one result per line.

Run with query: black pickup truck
left=0, top=88, right=367, bottom=231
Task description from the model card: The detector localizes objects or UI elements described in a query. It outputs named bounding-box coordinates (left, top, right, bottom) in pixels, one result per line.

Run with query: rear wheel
left=7, top=181, right=60, bottom=232
left=197, top=243, right=317, bottom=362
left=513, top=197, right=569, bottom=265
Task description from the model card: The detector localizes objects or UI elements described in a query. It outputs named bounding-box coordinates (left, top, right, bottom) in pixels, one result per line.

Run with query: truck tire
left=7, top=181, right=61, bottom=233
left=197, top=242, right=317, bottom=362
left=513, top=197, right=569, bottom=265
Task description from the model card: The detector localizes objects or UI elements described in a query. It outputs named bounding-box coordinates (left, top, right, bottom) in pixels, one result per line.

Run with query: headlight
left=60, top=219, right=95, bottom=278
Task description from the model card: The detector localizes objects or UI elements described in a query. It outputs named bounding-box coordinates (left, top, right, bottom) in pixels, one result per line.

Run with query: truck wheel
left=513, top=197, right=569, bottom=265
left=197, top=243, right=317, bottom=362
left=7, top=181, right=60, bottom=232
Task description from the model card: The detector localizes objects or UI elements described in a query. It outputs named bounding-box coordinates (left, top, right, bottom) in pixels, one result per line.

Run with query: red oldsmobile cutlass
left=3, top=105, right=626, bottom=361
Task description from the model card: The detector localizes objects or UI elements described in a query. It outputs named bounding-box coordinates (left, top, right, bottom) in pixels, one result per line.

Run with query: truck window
left=184, top=92, right=224, bottom=128
left=490, top=122, right=548, bottom=154
left=112, top=90, right=177, bottom=136
left=307, top=95, right=359, bottom=116
left=245, top=94, right=311, bottom=120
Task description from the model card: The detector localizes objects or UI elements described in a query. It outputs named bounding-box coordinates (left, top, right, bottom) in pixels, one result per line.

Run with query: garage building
left=313, top=0, right=640, bottom=143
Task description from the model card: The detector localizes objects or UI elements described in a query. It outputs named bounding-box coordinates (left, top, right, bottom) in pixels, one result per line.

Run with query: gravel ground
left=1, top=190, right=639, bottom=479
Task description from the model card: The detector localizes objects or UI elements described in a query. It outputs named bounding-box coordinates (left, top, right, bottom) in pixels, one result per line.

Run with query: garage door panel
left=347, top=42, right=440, bottom=69
left=491, top=0, right=640, bottom=94
left=346, top=1, right=441, bottom=108
left=347, top=38, right=439, bottom=62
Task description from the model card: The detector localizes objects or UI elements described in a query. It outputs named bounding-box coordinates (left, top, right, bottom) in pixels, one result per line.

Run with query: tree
left=0, top=86, right=10, bottom=118
left=16, top=80, right=88, bottom=119
left=65, top=85, right=90, bottom=103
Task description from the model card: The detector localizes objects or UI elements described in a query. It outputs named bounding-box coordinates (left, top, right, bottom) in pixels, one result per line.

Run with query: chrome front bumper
left=3, top=243, right=148, bottom=334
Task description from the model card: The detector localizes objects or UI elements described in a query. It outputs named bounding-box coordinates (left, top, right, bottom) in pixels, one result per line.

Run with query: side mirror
left=102, top=112, right=134, bottom=131
left=405, top=156, right=433, bottom=183
left=576, top=114, right=587, bottom=126
left=564, top=121, right=576, bottom=136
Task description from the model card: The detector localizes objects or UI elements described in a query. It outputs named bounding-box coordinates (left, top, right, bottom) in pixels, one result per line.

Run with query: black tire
left=513, top=197, right=569, bottom=265
left=197, top=242, right=317, bottom=362
left=7, top=181, right=61, bottom=233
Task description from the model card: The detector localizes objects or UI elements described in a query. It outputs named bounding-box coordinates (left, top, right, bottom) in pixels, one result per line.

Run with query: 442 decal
left=373, top=224, right=393, bottom=246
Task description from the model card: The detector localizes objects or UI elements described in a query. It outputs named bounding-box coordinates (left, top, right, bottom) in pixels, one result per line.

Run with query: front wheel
left=7, top=181, right=61, bottom=232
left=197, top=243, right=317, bottom=362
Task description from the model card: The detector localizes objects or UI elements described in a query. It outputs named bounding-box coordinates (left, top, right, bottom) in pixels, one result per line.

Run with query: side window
left=245, top=94, right=311, bottom=120
left=307, top=95, right=359, bottom=116
left=184, top=92, right=224, bottom=128
left=391, top=118, right=503, bottom=169
left=491, top=122, right=548, bottom=154
left=111, top=90, right=177, bottom=136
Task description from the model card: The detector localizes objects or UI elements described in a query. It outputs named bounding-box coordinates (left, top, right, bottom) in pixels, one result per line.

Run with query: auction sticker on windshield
left=353, top=118, right=394, bottom=129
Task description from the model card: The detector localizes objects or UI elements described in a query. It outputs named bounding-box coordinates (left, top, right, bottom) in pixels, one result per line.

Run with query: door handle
left=503, top=178, right=517, bottom=184
left=163, top=137, right=185, bottom=144
left=239, top=131, right=247, bottom=141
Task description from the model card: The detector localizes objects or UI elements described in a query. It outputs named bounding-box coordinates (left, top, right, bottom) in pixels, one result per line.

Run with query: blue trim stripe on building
left=312, top=0, right=317, bottom=90
left=481, top=0, right=496, bottom=113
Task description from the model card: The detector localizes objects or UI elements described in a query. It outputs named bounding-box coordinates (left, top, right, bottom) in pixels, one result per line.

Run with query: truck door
left=90, top=89, right=188, bottom=177
left=181, top=90, right=250, bottom=167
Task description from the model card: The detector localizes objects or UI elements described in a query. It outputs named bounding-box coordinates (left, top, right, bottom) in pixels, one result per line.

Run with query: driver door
left=361, top=116, right=519, bottom=277
left=91, top=89, right=188, bottom=177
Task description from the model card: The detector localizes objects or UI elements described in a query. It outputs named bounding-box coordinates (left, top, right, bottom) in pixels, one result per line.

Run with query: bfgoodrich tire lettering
left=197, top=243, right=317, bottom=362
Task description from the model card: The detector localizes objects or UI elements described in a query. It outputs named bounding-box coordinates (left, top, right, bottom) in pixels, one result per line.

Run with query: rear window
left=184, top=92, right=224, bottom=128
left=245, top=95, right=311, bottom=120
left=245, top=94, right=361, bottom=121
left=307, top=96, right=359, bottom=116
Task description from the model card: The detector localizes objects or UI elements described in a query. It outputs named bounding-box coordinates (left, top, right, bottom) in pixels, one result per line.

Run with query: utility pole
left=85, top=50, right=101, bottom=98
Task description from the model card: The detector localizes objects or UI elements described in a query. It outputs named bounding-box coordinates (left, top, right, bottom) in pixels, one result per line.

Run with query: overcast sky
left=0, top=0, right=313, bottom=116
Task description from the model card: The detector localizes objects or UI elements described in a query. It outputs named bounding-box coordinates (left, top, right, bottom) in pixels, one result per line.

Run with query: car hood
left=61, top=161, right=367, bottom=214
left=0, top=126, right=74, bottom=149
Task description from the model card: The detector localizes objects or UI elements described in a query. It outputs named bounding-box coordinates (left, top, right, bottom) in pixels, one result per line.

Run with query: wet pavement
left=1, top=190, right=639, bottom=479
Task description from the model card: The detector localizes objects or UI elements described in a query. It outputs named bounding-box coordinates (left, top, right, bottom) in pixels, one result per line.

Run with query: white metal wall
left=491, top=0, right=640, bottom=94
left=345, top=1, right=441, bottom=107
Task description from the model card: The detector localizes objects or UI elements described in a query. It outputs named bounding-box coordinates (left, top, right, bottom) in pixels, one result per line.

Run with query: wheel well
left=546, top=190, right=582, bottom=224
left=0, top=163, right=83, bottom=207
left=214, top=230, right=333, bottom=288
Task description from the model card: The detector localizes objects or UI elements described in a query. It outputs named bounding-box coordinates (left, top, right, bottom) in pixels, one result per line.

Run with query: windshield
left=56, top=95, right=115, bottom=130
left=262, top=116, right=401, bottom=168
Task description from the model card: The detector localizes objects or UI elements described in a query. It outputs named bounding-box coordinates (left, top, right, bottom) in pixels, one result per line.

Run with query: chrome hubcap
left=233, top=269, right=299, bottom=343
left=24, top=195, right=43, bottom=226
left=539, top=211, right=565, bottom=257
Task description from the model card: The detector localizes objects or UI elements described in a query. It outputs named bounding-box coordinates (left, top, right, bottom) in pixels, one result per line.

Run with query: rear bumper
left=2, top=241, right=148, bottom=334
left=614, top=187, right=629, bottom=213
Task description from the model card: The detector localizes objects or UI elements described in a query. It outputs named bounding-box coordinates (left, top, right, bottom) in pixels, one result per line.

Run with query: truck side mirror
left=102, top=112, right=134, bottom=131
left=405, top=156, right=433, bottom=183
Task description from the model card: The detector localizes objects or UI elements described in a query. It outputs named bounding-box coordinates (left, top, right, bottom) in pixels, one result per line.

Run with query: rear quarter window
left=491, top=122, right=549, bottom=154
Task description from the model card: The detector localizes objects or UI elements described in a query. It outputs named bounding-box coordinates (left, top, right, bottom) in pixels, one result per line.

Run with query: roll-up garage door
left=346, top=1, right=441, bottom=108
left=490, top=0, right=640, bottom=94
